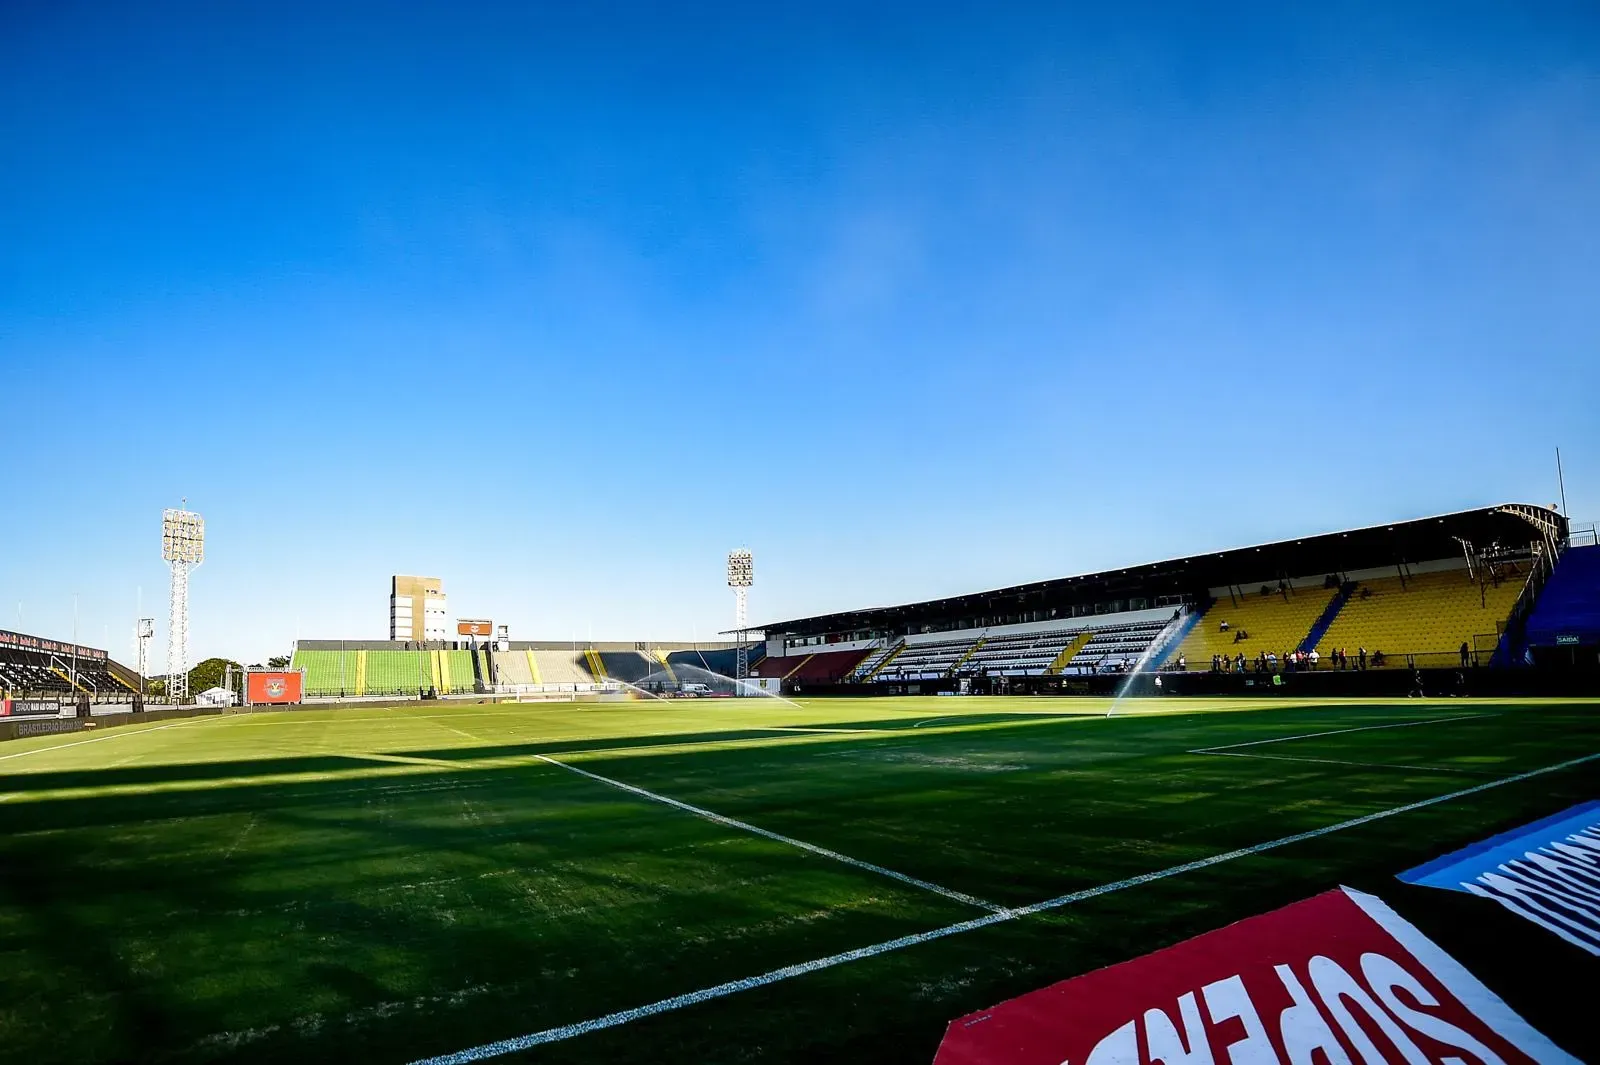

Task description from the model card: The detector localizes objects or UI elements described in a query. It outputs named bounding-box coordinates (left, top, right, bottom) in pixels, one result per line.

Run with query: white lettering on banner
left=1361, top=954, right=1507, bottom=1065
left=1142, top=993, right=1213, bottom=1065
left=1420, top=821, right=1600, bottom=956
left=1201, top=976, right=1277, bottom=1065
left=1081, top=1020, right=1138, bottom=1065
left=1065, top=951, right=1532, bottom=1065
left=1467, top=847, right=1600, bottom=954
left=1272, top=965, right=1351, bottom=1065
left=1308, top=955, right=1430, bottom=1065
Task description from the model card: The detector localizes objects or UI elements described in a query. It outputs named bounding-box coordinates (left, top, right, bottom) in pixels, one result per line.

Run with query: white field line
left=1196, top=749, right=1487, bottom=775
left=413, top=749, right=1600, bottom=1065
left=1190, top=712, right=1493, bottom=753
left=748, top=726, right=882, bottom=734
left=534, top=754, right=1002, bottom=913
left=0, top=719, right=201, bottom=763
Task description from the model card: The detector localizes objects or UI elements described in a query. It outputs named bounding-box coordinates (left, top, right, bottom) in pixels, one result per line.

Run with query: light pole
left=727, top=549, right=754, bottom=689
left=162, top=504, right=204, bottom=704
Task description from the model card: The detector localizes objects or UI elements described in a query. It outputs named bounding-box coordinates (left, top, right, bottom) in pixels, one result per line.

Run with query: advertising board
left=933, top=887, right=1575, bottom=1065
left=245, top=671, right=304, bottom=705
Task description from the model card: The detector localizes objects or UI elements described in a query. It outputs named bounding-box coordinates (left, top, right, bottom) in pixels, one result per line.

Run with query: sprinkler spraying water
left=628, top=661, right=802, bottom=708
left=1106, top=608, right=1192, bottom=718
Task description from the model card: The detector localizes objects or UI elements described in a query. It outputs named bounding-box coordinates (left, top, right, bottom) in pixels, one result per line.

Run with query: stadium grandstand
left=0, top=628, right=142, bottom=715
left=754, top=504, right=1595, bottom=694
left=288, top=640, right=758, bottom=699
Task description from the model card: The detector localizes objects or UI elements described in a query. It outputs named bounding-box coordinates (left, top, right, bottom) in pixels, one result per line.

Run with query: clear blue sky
left=2, top=1, right=1596, bottom=666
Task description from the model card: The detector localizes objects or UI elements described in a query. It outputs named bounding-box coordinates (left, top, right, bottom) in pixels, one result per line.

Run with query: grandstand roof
left=755, top=504, right=1565, bottom=638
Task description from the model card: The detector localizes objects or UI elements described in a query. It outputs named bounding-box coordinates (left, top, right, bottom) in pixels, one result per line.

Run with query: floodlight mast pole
left=162, top=504, right=204, bottom=704
left=727, top=549, right=753, bottom=691
left=136, top=618, right=154, bottom=700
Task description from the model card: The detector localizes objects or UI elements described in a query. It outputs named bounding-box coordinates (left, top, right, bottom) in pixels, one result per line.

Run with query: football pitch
left=0, top=695, right=1595, bottom=1065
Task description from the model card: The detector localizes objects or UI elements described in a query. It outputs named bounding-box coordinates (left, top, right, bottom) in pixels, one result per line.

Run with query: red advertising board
left=245, top=671, right=303, bottom=705
left=934, top=888, right=1575, bottom=1065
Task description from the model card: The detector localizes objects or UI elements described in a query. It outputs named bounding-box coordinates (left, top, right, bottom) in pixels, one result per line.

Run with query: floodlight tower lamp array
left=162, top=506, right=204, bottom=703
left=727, top=549, right=754, bottom=685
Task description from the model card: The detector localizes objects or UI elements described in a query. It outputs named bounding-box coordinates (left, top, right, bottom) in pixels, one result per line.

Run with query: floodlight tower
left=727, top=549, right=754, bottom=685
left=135, top=618, right=154, bottom=698
left=162, top=506, right=205, bottom=703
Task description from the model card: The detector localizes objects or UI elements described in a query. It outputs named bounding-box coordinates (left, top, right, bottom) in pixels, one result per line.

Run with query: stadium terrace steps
left=494, top=651, right=535, bottom=686
left=355, top=650, right=368, bottom=695
left=948, top=637, right=986, bottom=675
left=851, top=641, right=904, bottom=681
left=751, top=653, right=812, bottom=680
left=595, top=651, right=656, bottom=684
left=1525, top=544, right=1600, bottom=648
left=763, top=648, right=869, bottom=684
left=582, top=648, right=605, bottom=680
left=879, top=636, right=977, bottom=681
left=1313, top=568, right=1525, bottom=663
left=865, top=642, right=904, bottom=679
left=531, top=650, right=590, bottom=686
left=666, top=647, right=742, bottom=677
left=1171, top=586, right=1339, bottom=668
left=292, top=650, right=355, bottom=694
left=363, top=651, right=433, bottom=694
left=965, top=628, right=1090, bottom=674
left=1046, top=630, right=1095, bottom=674
left=525, top=649, right=542, bottom=684
left=446, top=650, right=477, bottom=693
left=1064, top=621, right=1169, bottom=673
left=1299, top=583, right=1356, bottom=654
left=650, top=650, right=679, bottom=684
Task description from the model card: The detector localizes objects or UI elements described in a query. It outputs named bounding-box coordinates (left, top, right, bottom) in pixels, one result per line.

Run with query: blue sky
left=2, top=1, right=1596, bottom=666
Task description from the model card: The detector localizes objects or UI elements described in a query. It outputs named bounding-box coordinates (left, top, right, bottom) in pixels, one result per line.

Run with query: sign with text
left=933, top=888, right=1575, bottom=1065
left=1, top=698, right=63, bottom=717
left=0, top=629, right=107, bottom=661
left=245, top=670, right=303, bottom=705
left=1400, top=801, right=1600, bottom=956
left=457, top=619, right=494, bottom=637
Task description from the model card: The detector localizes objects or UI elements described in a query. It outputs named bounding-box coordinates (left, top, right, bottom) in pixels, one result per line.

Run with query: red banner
left=934, top=888, right=1574, bottom=1065
left=245, top=671, right=303, bottom=705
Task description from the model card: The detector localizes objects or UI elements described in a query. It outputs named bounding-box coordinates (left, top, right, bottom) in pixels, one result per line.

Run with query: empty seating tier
left=293, top=650, right=358, bottom=695
left=1314, top=568, right=1524, bottom=664
left=1171, top=587, right=1339, bottom=669
left=667, top=648, right=742, bottom=677
left=963, top=627, right=1086, bottom=675
left=363, top=650, right=433, bottom=694
left=531, top=650, right=591, bottom=686
left=595, top=652, right=656, bottom=684
left=879, top=636, right=979, bottom=681
left=1067, top=621, right=1170, bottom=673
left=759, top=648, right=869, bottom=684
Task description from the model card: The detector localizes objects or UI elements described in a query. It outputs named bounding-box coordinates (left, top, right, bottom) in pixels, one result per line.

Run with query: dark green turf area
left=0, top=696, right=1594, bottom=1064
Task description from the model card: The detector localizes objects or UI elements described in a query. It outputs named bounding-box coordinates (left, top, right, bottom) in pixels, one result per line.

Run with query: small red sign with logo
left=245, top=671, right=303, bottom=705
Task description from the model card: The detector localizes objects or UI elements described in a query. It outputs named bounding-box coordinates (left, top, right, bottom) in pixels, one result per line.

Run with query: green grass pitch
left=0, top=695, right=1595, bottom=1064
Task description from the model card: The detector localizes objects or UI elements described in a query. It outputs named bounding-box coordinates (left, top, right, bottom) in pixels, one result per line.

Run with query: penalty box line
left=412, top=749, right=1600, bottom=1065
left=535, top=755, right=1003, bottom=913
left=1189, top=712, right=1495, bottom=754
left=1194, top=749, right=1492, bottom=776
